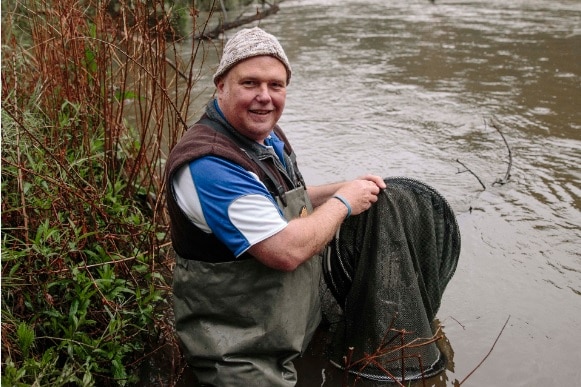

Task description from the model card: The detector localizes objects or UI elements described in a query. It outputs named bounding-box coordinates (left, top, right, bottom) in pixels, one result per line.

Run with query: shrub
left=1, top=0, right=214, bottom=384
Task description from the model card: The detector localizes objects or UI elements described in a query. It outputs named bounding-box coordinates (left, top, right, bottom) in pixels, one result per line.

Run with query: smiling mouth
left=249, top=109, right=271, bottom=115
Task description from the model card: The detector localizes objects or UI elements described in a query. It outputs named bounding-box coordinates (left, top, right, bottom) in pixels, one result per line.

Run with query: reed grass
left=1, top=0, right=219, bottom=384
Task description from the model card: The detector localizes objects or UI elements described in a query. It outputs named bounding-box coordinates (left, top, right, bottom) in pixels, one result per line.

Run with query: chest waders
left=173, top=187, right=322, bottom=386
left=172, top=118, right=321, bottom=386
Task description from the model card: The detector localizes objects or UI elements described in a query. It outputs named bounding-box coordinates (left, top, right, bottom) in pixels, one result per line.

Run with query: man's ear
left=216, top=78, right=225, bottom=92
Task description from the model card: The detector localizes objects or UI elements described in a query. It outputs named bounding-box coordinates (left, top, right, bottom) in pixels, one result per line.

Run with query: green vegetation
left=1, top=0, right=219, bottom=384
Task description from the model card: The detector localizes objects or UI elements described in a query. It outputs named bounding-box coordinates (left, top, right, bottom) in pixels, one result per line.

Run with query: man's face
left=216, top=56, right=287, bottom=144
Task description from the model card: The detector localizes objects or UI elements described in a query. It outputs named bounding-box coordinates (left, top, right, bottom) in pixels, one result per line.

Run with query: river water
left=180, top=0, right=581, bottom=386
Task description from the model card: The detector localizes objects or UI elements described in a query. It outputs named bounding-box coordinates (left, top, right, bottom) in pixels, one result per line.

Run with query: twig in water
left=447, top=316, right=466, bottom=330
left=488, top=117, right=513, bottom=185
left=343, top=320, right=442, bottom=387
left=458, top=315, right=511, bottom=385
left=456, top=159, right=486, bottom=190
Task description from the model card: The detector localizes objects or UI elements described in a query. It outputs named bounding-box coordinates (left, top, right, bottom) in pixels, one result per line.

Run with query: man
left=165, top=27, right=385, bottom=386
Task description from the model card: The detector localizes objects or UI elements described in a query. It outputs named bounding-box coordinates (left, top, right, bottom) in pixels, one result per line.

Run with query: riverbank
left=1, top=1, right=208, bottom=384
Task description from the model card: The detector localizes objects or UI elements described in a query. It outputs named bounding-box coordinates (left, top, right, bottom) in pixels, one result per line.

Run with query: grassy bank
left=1, top=0, right=220, bottom=384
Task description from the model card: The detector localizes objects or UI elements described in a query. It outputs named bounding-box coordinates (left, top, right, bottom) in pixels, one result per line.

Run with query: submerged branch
left=457, top=315, right=511, bottom=385
left=456, top=159, right=486, bottom=190
left=488, top=117, right=513, bottom=186
left=455, top=116, right=514, bottom=191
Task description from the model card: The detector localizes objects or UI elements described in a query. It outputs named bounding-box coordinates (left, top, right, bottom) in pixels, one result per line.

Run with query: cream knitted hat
left=213, top=27, right=292, bottom=85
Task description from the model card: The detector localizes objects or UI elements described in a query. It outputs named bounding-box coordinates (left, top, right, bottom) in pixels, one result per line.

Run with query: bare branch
left=456, top=159, right=486, bottom=190
left=488, top=117, right=513, bottom=185
left=458, top=315, right=511, bottom=385
left=196, top=3, right=280, bottom=40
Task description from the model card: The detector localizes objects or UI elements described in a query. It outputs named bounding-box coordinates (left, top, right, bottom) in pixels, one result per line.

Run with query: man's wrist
left=332, top=195, right=352, bottom=218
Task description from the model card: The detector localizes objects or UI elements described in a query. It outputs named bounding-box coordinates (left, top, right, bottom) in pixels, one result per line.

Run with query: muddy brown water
left=166, top=0, right=580, bottom=385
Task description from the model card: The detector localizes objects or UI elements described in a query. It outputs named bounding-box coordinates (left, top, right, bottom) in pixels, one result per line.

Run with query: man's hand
left=333, top=175, right=386, bottom=216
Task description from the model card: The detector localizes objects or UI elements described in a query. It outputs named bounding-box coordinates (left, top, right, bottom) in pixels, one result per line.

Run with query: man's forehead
left=227, top=56, right=288, bottom=81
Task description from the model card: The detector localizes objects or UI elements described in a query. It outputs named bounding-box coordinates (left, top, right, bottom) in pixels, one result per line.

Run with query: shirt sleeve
left=173, top=156, right=288, bottom=257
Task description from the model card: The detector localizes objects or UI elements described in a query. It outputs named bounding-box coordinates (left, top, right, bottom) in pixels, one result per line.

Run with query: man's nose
left=255, top=84, right=271, bottom=102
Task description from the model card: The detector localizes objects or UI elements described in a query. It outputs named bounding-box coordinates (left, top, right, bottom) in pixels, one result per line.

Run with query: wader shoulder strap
left=199, top=117, right=289, bottom=206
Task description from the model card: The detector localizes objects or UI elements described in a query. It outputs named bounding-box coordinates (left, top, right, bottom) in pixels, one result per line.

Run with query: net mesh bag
left=322, top=177, right=461, bottom=382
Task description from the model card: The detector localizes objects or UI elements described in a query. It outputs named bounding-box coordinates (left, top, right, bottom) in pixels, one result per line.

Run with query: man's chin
left=249, top=121, right=275, bottom=133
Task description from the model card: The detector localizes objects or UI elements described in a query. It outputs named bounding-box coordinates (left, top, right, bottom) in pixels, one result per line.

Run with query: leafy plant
left=1, top=0, right=215, bottom=384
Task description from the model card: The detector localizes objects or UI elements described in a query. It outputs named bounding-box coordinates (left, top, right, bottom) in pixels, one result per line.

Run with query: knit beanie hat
left=213, top=27, right=292, bottom=85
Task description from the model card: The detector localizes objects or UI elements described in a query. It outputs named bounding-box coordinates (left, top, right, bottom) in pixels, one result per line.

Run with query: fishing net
left=322, top=177, right=461, bottom=382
